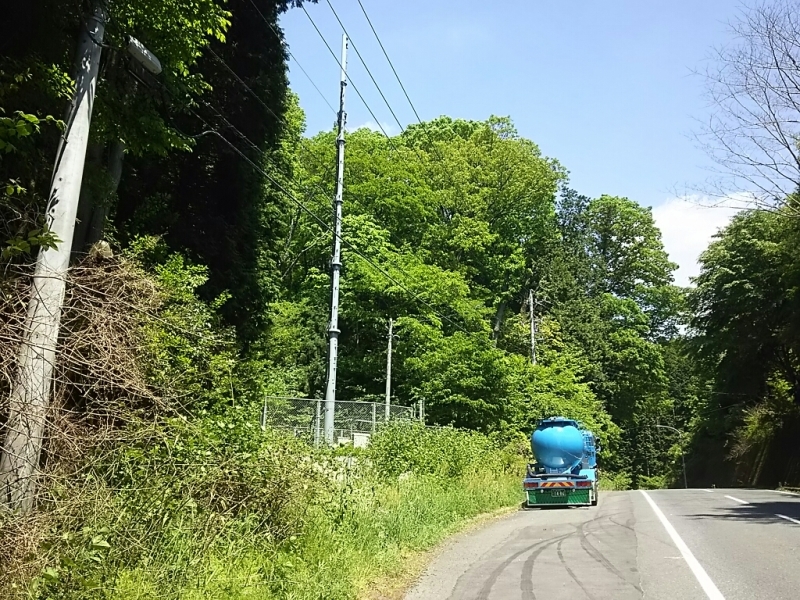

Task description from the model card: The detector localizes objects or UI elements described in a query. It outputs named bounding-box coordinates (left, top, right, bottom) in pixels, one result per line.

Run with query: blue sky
left=279, top=0, right=746, bottom=285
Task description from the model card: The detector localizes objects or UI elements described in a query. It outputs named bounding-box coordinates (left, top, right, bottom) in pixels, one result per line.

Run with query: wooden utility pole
left=323, top=34, right=348, bottom=446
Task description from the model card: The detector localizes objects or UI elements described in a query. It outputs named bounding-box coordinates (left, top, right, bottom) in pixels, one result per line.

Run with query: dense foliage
left=3, top=0, right=761, bottom=596
left=685, top=205, right=800, bottom=487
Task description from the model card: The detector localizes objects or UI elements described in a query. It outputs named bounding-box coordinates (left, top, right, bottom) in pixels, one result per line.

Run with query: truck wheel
left=591, top=491, right=598, bottom=506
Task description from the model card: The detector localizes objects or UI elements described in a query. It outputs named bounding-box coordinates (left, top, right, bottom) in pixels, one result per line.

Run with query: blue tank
left=531, top=417, right=585, bottom=470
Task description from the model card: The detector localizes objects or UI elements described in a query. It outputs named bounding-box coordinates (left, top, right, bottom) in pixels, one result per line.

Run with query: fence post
left=260, top=397, right=267, bottom=431
left=314, top=399, right=322, bottom=447
left=372, top=402, right=377, bottom=433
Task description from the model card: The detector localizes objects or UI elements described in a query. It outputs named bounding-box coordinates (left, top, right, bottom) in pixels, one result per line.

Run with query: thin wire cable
left=305, top=2, right=451, bottom=208
left=207, top=47, right=336, bottom=195
left=349, top=0, right=469, bottom=170
left=202, top=48, right=478, bottom=329
left=300, top=3, right=399, bottom=147
left=323, top=0, right=405, bottom=133
left=352, top=0, right=535, bottom=306
left=355, top=0, right=423, bottom=123
left=285, top=5, right=485, bottom=332
left=88, top=1, right=478, bottom=335
left=197, top=124, right=471, bottom=335
left=321, top=0, right=471, bottom=224
left=246, top=0, right=338, bottom=116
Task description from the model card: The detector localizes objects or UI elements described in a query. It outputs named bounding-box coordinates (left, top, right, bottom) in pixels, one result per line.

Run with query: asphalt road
left=404, top=488, right=800, bottom=600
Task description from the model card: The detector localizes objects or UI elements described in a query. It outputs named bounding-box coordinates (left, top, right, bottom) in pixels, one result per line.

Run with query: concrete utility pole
left=385, top=318, right=393, bottom=420
left=0, top=2, right=107, bottom=511
left=529, top=289, right=537, bottom=365
left=655, top=424, right=688, bottom=489
left=323, top=34, right=348, bottom=445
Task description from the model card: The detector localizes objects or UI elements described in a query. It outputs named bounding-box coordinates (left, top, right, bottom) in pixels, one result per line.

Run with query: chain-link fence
left=259, top=396, right=417, bottom=446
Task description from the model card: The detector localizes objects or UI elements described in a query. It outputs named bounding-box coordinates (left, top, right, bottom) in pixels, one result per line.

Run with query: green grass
left=12, top=423, right=524, bottom=600
left=107, top=471, right=521, bottom=600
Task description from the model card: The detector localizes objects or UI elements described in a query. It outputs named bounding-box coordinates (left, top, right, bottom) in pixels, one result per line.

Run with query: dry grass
left=0, top=255, right=170, bottom=593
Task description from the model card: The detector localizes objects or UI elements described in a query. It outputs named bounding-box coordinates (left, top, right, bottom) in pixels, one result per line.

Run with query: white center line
left=702, top=489, right=713, bottom=493
left=724, top=495, right=750, bottom=505
left=640, top=491, right=725, bottom=600
left=776, top=514, right=800, bottom=525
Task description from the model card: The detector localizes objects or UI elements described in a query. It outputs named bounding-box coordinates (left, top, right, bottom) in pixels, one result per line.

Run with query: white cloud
left=353, top=121, right=396, bottom=136
left=652, top=197, right=740, bottom=287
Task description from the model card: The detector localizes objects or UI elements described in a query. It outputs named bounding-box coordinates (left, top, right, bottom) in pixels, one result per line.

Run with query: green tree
left=690, top=209, right=797, bottom=404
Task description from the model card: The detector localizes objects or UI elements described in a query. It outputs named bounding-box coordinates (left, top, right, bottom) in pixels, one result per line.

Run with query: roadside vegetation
left=10, top=0, right=800, bottom=597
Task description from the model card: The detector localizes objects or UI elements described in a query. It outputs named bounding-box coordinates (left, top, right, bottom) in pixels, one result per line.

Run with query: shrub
left=599, top=471, right=632, bottom=491
left=369, top=421, right=507, bottom=478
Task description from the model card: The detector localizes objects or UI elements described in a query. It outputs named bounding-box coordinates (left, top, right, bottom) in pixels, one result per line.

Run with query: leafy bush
left=637, top=474, right=668, bottom=490
left=599, top=471, right=632, bottom=491
left=368, top=421, right=520, bottom=479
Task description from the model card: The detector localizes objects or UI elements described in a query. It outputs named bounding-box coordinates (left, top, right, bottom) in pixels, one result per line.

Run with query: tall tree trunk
left=71, top=143, right=103, bottom=258
left=87, top=139, right=124, bottom=246
left=491, top=301, right=506, bottom=343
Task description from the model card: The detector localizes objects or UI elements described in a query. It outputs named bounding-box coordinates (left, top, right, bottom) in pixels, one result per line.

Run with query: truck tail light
left=524, top=481, right=539, bottom=489
left=576, top=480, right=592, bottom=487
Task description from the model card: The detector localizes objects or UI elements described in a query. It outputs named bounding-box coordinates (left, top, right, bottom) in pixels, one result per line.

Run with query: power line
left=200, top=122, right=471, bottom=335
left=323, top=0, right=405, bottom=133
left=300, top=3, right=398, bottom=146
left=200, top=8, right=486, bottom=337
left=308, top=2, right=454, bottom=208
left=352, top=0, right=538, bottom=306
left=333, top=0, right=469, bottom=203
left=355, top=0, right=423, bottom=124
left=245, top=0, right=338, bottom=117
left=147, top=62, right=473, bottom=335
left=206, top=47, right=336, bottom=195
left=239, top=1, right=413, bottom=200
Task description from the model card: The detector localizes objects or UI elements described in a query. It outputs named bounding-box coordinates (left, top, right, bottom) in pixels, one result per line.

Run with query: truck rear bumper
left=524, top=488, right=593, bottom=506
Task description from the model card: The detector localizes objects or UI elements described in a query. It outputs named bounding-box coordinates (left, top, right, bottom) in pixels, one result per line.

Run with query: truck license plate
left=551, top=490, right=566, bottom=497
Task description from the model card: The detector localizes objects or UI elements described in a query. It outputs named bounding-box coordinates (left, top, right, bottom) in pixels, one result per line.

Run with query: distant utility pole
left=655, top=424, right=688, bottom=489
left=385, top=318, right=393, bottom=420
left=528, top=289, right=537, bottom=365
left=0, top=1, right=108, bottom=511
left=323, top=34, right=348, bottom=446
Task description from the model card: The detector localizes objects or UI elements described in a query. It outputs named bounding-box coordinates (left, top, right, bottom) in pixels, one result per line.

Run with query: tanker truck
left=522, top=416, right=598, bottom=507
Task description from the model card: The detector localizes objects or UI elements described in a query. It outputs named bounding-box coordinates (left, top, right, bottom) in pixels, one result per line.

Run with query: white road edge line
left=724, top=495, right=750, bottom=505
left=640, top=491, right=725, bottom=600
left=702, top=489, right=713, bottom=493
left=776, top=514, right=800, bottom=525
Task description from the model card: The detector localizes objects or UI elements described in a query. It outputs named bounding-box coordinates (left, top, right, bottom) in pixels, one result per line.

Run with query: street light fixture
left=127, top=37, right=162, bottom=74
left=655, top=424, right=688, bottom=489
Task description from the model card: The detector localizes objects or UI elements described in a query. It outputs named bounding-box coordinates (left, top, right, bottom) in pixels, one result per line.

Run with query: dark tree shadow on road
left=684, top=496, right=800, bottom=526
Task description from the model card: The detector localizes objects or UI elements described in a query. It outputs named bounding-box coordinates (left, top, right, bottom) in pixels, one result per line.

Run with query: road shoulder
left=360, top=504, right=520, bottom=600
